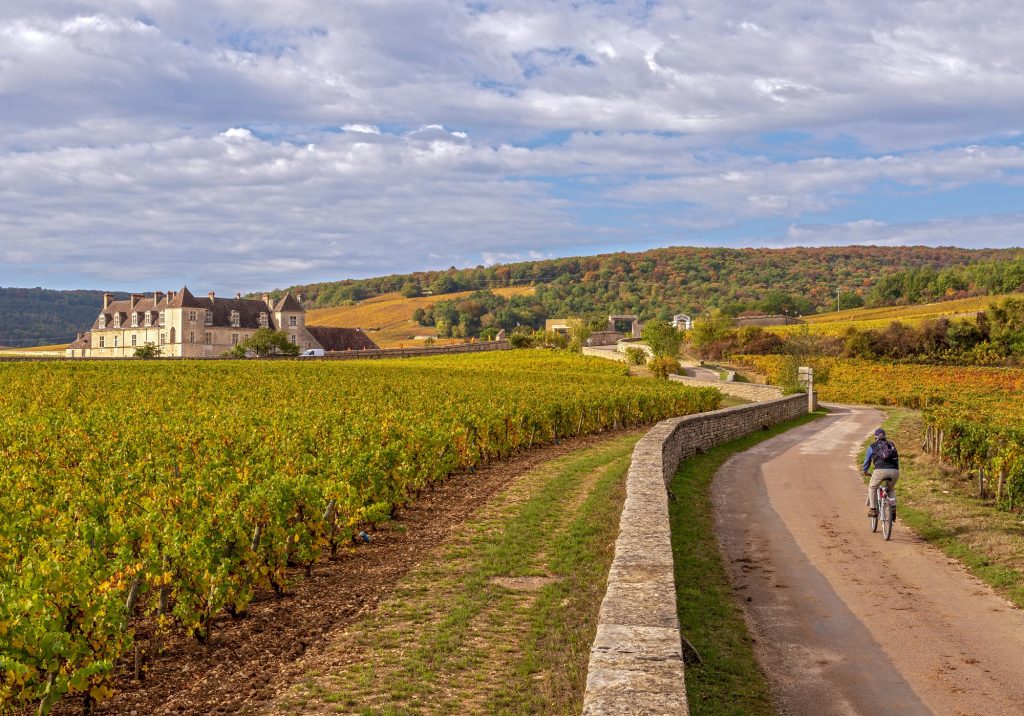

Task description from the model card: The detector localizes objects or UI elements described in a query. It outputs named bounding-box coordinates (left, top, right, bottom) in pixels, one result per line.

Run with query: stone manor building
left=66, top=287, right=377, bottom=358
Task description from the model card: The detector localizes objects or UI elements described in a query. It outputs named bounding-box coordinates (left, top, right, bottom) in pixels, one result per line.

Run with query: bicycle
left=869, top=477, right=896, bottom=540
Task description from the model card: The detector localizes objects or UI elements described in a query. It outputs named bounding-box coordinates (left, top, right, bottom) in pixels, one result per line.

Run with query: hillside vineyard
left=0, top=353, right=720, bottom=714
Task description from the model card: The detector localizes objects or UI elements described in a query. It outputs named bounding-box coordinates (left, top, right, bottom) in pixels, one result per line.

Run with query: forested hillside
left=279, top=246, right=1022, bottom=321
left=0, top=288, right=127, bottom=347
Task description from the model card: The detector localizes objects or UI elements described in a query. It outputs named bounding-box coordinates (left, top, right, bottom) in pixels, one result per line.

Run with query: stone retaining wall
left=582, top=394, right=808, bottom=715
left=669, top=374, right=783, bottom=403
left=320, top=340, right=509, bottom=360
left=582, top=346, right=628, bottom=362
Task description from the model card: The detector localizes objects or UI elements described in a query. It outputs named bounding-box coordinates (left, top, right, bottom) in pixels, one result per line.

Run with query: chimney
left=154, top=291, right=165, bottom=304
left=262, top=293, right=272, bottom=308
left=296, top=293, right=303, bottom=305
left=130, top=293, right=142, bottom=308
left=235, top=292, right=242, bottom=299
left=167, top=290, right=175, bottom=302
left=76, top=331, right=83, bottom=340
left=208, top=291, right=216, bottom=301
left=103, top=292, right=114, bottom=309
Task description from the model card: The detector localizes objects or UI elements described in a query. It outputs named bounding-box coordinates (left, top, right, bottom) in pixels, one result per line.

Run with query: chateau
left=66, top=287, right=377, bottom=358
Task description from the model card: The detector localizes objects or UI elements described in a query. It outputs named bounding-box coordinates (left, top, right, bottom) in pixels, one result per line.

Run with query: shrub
left=133, top=342, right=162, bottom=359
left=508, top=332, right=534, bottom=349
left=624, top=346, right=647, bottom=365
left=648, top=356, right=681, bottom=379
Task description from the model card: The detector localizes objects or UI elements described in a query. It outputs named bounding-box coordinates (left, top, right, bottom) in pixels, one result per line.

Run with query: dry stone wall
left=582, top=394, right=807, bottom=716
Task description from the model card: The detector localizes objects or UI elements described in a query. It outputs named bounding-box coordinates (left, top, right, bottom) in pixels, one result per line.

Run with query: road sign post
left=798, top=366, right=816, bottom=411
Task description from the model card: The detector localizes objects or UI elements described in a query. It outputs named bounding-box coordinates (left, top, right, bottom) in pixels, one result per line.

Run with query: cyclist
left=862, top=428, right=899, bottom=518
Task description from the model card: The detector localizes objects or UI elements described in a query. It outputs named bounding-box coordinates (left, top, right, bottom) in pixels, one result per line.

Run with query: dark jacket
left=863, top=439, right=899, bottom=471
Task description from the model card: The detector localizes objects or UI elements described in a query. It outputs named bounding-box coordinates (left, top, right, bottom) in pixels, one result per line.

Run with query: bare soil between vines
left=46, top=431, right=636, bottom=716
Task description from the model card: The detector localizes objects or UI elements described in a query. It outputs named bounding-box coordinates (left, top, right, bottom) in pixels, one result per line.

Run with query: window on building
left=159, top=310, right=165, bottom=326
left=204, top=332, right=212, bottom=344
left=131, top=312, right=138, bottom=327
left=113, top=335, right=119, bottom=348
left=99, top=336, right=105, bottom=348
left=189, top=310, right=197, bottom=322
left=160, top=332, right=166, bottom=346
left=230, top=310, right=240, bottom=328
left=231, top=333, right=239, bottom=345
left=114, top=313, right=122, bottom=328
left=288, top=315, right=297, bottom=327
left=259, top=312, right=268, bottom=328
left=98, top=314, right=106, bottom=329
left=189, top=331, right=195, bottom=344
left=145, top=312, right=153, bottom=327
left=204, top=311, right=213, bottom=326
left=131, top=334, right=137, bottom=347
left=289, top=334, right=297, bottom=344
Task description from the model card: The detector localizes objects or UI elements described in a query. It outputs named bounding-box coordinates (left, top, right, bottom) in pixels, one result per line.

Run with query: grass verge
left=669, top=410, right=826, bottom=716
left=275, top=433, right=641, bottom=715
left=877, top=409, right=1024, bottom=607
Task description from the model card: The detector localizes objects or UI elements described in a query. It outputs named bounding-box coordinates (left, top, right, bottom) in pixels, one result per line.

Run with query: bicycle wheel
left=881, top=498, right=893, bottom=541
left=870, top=489, right=879, bottom=533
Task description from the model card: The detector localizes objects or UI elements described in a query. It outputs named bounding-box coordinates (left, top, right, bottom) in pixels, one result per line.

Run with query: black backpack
left=874, top=439, right=898, bottom=465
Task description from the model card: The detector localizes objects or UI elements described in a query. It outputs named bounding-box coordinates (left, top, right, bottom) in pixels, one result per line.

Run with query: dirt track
left=713, top=404, right=1024, bottom=716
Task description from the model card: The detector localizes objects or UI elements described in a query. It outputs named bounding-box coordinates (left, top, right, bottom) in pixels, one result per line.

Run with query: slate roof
left=274, top=293, right=303, bottom=312
left=306, top=326, right=379, bottom=351
left=166, top=286, right=207, bottom=309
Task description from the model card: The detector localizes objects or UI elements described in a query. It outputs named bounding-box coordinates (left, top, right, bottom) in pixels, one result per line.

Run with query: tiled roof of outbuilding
left=68, top=332, right=91, bottom=349
left=306, top=326, right=379, bottom=351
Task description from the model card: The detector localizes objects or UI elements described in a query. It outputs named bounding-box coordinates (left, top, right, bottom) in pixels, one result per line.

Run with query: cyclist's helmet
left=874, top=428, right=886, bottom=439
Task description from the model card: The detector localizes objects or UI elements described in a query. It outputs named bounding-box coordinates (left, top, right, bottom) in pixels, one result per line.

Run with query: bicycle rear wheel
left=870, top=488, right=880, bottom=532
left=881, top=498, right=893, bottom=540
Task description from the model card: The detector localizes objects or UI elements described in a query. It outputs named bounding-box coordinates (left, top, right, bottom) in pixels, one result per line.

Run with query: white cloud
left=768, top=215, right=1024, bottom=249
left=1, top=1, right=1023, bottom=289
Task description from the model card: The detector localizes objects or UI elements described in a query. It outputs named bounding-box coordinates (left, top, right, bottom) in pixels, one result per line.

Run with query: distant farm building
left=545, top=319, right=572, bottom=336
left=672, top=314, right=693, bottom=330
left=67, top=287, right=377, bottom=358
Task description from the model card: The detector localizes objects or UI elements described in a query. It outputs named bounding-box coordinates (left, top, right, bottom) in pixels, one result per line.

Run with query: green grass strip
left=288, top=433, right=640, bottom=716
left=669, top=410, right=826, bottom=716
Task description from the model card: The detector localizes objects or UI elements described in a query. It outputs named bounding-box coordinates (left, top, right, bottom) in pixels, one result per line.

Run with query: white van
left=299, top=348, right=325, bottom=358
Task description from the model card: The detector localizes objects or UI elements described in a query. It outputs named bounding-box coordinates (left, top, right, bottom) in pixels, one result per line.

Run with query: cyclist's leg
left=867, top=471, right=884, bottom=512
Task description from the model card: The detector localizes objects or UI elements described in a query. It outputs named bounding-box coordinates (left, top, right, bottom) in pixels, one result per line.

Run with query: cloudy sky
left=2, top=1, right=1023, bottom=292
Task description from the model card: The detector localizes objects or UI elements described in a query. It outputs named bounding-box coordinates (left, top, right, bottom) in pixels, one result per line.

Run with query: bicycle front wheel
left=881, top=499, right=893, bottom=541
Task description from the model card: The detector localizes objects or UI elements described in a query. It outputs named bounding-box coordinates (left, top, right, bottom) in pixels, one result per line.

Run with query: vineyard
left=734, top=355, right=1024, bottom=509
left=306, top=287, right=535, bottom=347
left=766, top=293, right=1024, bottom=338
left=0, top=352, right=719, bottom=714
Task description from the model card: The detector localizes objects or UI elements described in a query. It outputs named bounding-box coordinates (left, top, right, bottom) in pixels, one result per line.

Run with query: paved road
left=713, top=404, right=1024, bottom=716
left=682, top=365, right=721, bottom=381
